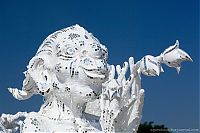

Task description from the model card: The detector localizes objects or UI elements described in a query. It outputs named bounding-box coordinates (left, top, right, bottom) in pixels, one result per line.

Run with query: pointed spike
left=8, top=88, right=12, bottom=93
left=175, top=40, right=179, bottom=48
left=157, top=73, right=159, bottom=76
left=160, top=66, right=164, bottom=72
left=176, top=67, right=181, bottom=74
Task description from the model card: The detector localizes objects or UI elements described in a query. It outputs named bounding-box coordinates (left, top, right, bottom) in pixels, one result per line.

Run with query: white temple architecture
left=0, top=25, right=192, bottom=133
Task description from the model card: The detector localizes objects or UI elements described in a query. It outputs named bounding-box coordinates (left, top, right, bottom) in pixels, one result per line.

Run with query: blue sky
left=0, top=0, right=199, bottom=130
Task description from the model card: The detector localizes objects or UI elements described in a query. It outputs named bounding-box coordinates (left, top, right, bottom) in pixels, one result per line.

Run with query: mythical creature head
left=10, top=25, right=109, bottom=101
left=37, top=25, right=108, bottom=80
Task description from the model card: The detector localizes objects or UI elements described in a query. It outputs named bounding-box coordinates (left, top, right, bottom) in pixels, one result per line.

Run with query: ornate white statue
left=0, top=25, right=192, bottom=133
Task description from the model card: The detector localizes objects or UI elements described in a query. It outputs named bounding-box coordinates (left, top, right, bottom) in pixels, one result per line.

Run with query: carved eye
left=86, top=43, right=102, bottom=58
left=65, top=47, right=75, bottom=55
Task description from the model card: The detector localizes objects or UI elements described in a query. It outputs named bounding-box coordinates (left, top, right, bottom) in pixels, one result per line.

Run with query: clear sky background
left=0, top=0, right=199, bottom=130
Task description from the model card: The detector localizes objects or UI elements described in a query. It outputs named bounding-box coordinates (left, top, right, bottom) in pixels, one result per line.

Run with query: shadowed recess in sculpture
left=0, top=25, right=192, bottom=133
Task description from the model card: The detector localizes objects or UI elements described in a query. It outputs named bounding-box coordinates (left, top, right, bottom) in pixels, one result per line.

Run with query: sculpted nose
left=96, top=59, right=108, bottom=73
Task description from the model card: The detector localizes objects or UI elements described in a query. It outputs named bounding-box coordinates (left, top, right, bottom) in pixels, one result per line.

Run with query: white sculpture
left=0, top=25, right=192, bottom=133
